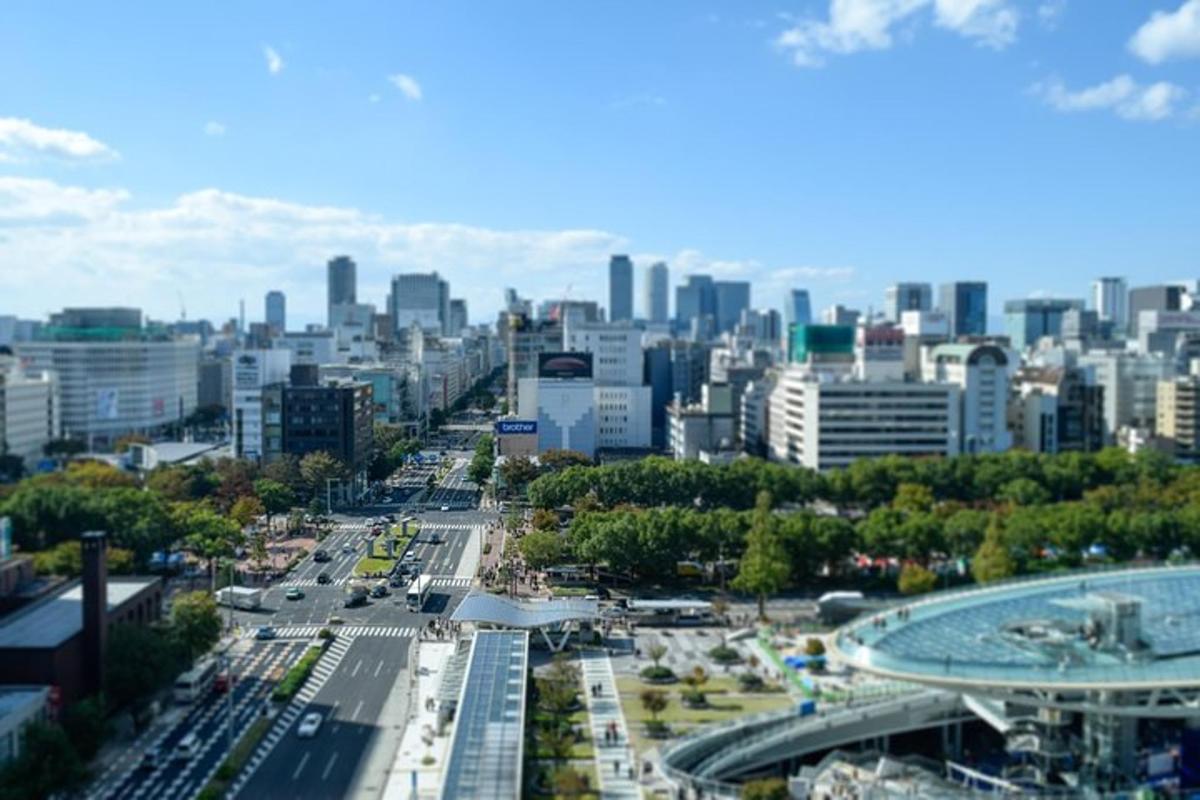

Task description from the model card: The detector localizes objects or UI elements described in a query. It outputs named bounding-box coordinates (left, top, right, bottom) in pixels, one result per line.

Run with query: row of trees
left=527, top=448, right=1181, bottom=513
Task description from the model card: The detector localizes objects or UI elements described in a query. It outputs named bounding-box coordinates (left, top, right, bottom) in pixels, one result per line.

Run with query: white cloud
left=0, top=117, right=117, bottom=163
left=1036, top=0, right=1066, bottom=29
left=1129, top=0, right=1200, bottom=64
left=388, top=73, right=423, bottom=101
left=0, top=177, right=128, bottom=221
left=263, top=45, right=284, bottom=75
left=1031, top=73, right=1187, bottom=121
left=774, top=0, right=1018, bottom=67
left=203, top=121, right=226, bottom=137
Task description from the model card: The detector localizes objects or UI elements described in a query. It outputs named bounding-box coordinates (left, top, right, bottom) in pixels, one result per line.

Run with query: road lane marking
left=351, top=699, right=365, bottom=722
left=374, top=660, right=383, bottom=677
left=291, top=752, right=310, bottom=781
left=351, top=658, right=362, bottom=677
left=322, top=752, right=339, bottom=781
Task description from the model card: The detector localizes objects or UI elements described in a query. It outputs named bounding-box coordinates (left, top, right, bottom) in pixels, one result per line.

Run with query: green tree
left=972, top=520, right=1016, bottom=584
left=639, top=689, right=669, bottom=723
left=897, top=563, right=938, bottom=595
left=499, top=455, right=539, bottom=492
left=229, top=495, right=266, bottom=530
left=61, top=694, right=108, bottom=760
left=892, top=482, right=934, bottom=514
left=518, top=530, right=564, bottom=571
left=105, top=624, right=182, bottom=712
left=178, top=506, right=243, bottom=591
left=551, top=766, right=588, bottom=797
left=0, top=721, right=88, bottom=800
left=299, top=451, right=347, bottom=503
left=998, top=477, right=1051, bottom=506
left=732, top=491, right=791, bottom=621
left=741, top=777, right=789, bottom=800
left=254, top=478, right=295, bottom=531
left=648, top=643, right=668, bottom=670
left=170, top=591, right=223, bottom=661
left=260, top=454, right=303, bottom=494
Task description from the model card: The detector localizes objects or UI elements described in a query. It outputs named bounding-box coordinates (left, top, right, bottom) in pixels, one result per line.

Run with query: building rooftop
left=0, top=578, right=158, bottom=649
left=439, top=631, right=528, bottom=800
left=450, top=592, right=598, bottom=629
left=0, top=686, right=49, bottom=720
left=834, top=565, right=1200, bottom=691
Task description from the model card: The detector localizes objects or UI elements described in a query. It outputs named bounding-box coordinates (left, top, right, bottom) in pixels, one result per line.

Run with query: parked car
left=297, top=712, right=322, bottom=738
left=286, top=587, right=305, bottom=601
left=255, top=626, right=277, bottom=640
left=317, top=572, right=332, bottom=585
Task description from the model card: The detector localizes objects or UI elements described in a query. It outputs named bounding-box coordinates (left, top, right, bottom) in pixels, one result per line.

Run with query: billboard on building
left=95, top=388, right=120, bottom=420
left=234, top=352, right=262, bottom=390
left=497, top=420, right=537, bottom=435
left=537, top=352, right=593, bottom=380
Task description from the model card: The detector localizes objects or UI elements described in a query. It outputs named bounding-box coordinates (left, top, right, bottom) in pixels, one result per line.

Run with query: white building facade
left=231, top=349, right=292, bottom=461
left=921, top=343, right=1012, bottom=454
left=0, top=357, right=60, bottom=468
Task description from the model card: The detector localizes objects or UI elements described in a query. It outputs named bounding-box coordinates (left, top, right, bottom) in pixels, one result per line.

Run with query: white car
left=440, top=505, right=451, bottom=512
left=297, top=712, right=323, bottom=738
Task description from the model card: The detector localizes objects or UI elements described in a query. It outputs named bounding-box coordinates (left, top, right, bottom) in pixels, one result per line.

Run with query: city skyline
left=3, top=2, right=1200, bottom=326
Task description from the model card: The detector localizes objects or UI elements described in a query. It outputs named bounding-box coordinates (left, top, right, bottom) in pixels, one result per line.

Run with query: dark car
left=344, top=591, right=367, bottom=608
left=369, top=584, right=388, bottom=598
left=389, top=576, right=407, bottom=588
left=316, top=572, right=332, bottom=585
left=313, top=550, right=331, bottom=563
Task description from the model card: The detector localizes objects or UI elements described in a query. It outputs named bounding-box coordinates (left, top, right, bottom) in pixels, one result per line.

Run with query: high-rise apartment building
left=1157, top=375, right=1200, bottom=462
left=265, top=290, right=286, bottom=334
left=327, top=256, right=357, bottom=327
left=231, top=348, right=292, bottom=461
left=1128, top=284, right=1185, bottom=336
left=938, top=281, right=988, bottom=337
left=390, top=272, right=450, bottom=335
left=922, top=343, right=1012, bottom=454
left=885, top=283, right=932, bottom=322
left=448, top=299, right=468, bottom=336
left=608, top=255, right=633, bottom=322
left=1091, top=277, right=1128, bottom=332
left=1003, top=298, right=1085, bottom=350
left=505, top=314, right=562, bottom=416
left=645, top=262, right=669, bottom=324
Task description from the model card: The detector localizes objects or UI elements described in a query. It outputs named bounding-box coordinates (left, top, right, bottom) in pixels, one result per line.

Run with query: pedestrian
left=614, top=760, right=620, bottom=776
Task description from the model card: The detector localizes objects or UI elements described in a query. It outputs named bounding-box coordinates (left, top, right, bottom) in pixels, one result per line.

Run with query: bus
left=174, top=658, right=218, bottom=704
left=406, top=574, right=433, bottom=612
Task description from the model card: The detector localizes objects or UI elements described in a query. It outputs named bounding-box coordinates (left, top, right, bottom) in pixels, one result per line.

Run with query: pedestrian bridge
left=659, top=688, right=971, bottom=795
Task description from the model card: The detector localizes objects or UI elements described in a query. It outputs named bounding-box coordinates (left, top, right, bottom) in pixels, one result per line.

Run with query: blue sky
left=1, top=1, right=1198, bottom=327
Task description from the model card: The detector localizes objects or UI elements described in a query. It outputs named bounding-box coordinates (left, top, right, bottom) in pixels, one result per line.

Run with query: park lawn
left=548, top=585, right=593, bottom=597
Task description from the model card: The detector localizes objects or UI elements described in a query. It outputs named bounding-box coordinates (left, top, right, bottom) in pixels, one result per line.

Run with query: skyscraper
left=645, top=262, right=669, bottom=324
left=676, top=275, right=716, bottom=332
left=390, top=272, right=450, bottom=334
left=265, top=290, right=286, bottom=333
left=448, top=299, right=468, bottom=335
left=327, top=256, right=357, bottom=327
left=1091, top=277, right=1128, bottom=332
left=1003, top=298, right=1085, bottom=350
left=885, top=282, right=932, bottom=322
left=714, top=281, right=751, bottom=334
left=938, top=281, right=988, bottom=338
left=784, top=289, right=812, bottom=329
left=609, top=255, right=633, bottom=322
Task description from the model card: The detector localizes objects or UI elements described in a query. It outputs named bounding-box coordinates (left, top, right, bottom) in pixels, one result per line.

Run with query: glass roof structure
left=450, top=592, right=599, bottom=628
left=439, top=631, right=529, bottom=800
left=834, top=566, right=1200, bottom=690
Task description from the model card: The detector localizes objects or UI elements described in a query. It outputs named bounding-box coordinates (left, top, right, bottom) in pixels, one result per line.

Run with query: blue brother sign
left=497, top=420, right=537, bottom=435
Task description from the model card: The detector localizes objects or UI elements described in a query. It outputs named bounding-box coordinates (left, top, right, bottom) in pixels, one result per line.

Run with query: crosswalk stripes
left=430, top=576, right=472, bottom=588
left=243, top=625, right=417, bottom=640
left=278, top=576, right=349, bottom=588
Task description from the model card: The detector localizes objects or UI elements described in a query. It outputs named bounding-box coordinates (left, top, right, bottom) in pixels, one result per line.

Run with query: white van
left=174, top=732, right=201, bottom=761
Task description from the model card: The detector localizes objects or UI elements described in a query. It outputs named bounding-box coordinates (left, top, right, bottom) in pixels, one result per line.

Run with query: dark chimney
left=81, top=531, right=108, bottom=697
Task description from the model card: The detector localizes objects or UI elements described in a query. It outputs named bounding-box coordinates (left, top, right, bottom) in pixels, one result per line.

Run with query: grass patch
left=548, top=585, right=593, bottom=597
left=273, top=646, right=323, bottom=701
left=354, top=556, right=395, bottom=576
left=196, top=715, right=271, bottom=798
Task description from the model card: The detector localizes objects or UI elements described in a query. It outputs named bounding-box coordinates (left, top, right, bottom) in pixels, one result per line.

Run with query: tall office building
left=265, top=290, right=286, bottom=334
left=448, top=299, right=468, bottom=335
left=1091, top=277, right=1128, bottom=332
left=0, top=355, right=60, bottom=469
left=390, top=272, right=450, bottom=335
left=645, top=262, right=669, bottom=324
left=784, top=289, right=812, bottom=329
left=1003, top=298, right=1085, bottom=350
left=922, top=343, right=1012, bottom=454
left=938, top=281, right=988, bottom=337
left=885, top=283, right=932, bottom=322
left=676, top=275, right=716, bottom=332
left=327, top=256, right=357, bottom=327
left=608, top=255, right=633, bottom=322
left=1128, top=284, right=1185, bottom=336
left=713, top=281, right=751, bottom=334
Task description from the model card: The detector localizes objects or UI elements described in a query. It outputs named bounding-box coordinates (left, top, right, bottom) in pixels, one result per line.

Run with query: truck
left=215, top=586, right=263, bottom=610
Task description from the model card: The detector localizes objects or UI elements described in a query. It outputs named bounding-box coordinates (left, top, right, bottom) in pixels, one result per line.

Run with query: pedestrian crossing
left=278, top=576, right=349, bottom=588
left=245, top=624, right=418, bottom=640
left=430, top=576, right=472, bottom=588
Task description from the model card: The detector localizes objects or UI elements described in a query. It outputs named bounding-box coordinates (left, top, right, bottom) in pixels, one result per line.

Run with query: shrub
left=737, top=672, right=765, bottom=692
left=318, top=628, right=333, bottom=640
left=681, top=688, right=706, bottom=707
left=640, top=665, right=676, bottom=683
left=708, top=645, right=742, bottom=664
left=482, top=542, right=492, bottom=555
left=804, top=637, right=826, bottom=657
left=272, top=647, right=322, bottom=701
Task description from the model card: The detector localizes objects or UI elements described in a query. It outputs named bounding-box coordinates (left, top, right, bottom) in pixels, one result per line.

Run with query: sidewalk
left=383, top=641, right=456, bottom=800
left=581, top=649, right=640, bottom=799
